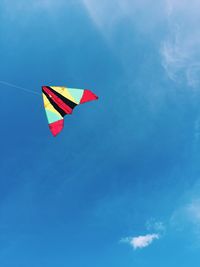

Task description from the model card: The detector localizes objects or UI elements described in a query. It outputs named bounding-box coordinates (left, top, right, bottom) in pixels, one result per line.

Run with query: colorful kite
left=42, top=86, right=98, bottom=136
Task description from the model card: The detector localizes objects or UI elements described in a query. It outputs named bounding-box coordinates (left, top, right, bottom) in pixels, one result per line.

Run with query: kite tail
left=0, top=80, right=40, bottom=96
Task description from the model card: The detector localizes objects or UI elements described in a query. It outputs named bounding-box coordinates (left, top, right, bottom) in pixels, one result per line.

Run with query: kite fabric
left=42, top=86, right=98, bottom=136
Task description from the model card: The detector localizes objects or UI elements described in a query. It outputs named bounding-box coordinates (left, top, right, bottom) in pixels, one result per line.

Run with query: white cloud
left=121, top=233, right=159, bottom=250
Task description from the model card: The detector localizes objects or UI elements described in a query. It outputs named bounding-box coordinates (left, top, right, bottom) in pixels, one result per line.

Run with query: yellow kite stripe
left=51, top=86, right=78, bottom=104
left=42, top=93, right=62, bottom=117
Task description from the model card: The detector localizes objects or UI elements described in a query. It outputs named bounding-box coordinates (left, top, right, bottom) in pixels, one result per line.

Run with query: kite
left=42, top=86, right=98, bottom=136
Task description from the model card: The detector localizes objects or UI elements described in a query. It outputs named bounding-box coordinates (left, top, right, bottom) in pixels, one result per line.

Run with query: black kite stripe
left=46, top=86, right=77, bottom=109
left=42, top=89, right=66, bottom=117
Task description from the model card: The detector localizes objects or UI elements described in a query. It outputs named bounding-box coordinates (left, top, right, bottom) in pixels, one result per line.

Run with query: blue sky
left=1, top=0, right=200, bottom=266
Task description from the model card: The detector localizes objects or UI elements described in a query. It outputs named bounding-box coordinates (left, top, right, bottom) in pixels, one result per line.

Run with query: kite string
left=0, top=80, right=40, bottom=96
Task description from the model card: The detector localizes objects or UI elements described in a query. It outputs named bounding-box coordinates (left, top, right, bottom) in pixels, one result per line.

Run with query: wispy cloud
left=83, top=0, right=200, bottom=88
left=82, top=0, right=122, bottom=32
left=82, top=0, right=165, bottom=38
left=161, top=0, right=200, bottom=88
left=1, top=0, right=68, bottom=19
left=186, top=200, right=200, bottom=224
left=171, top=198, right=200, bottom=233
left=121, top=234, right=159, bottom=250
left=170, top=182, right=200, bottom=242
left=146, top=219, right=166, bottom=234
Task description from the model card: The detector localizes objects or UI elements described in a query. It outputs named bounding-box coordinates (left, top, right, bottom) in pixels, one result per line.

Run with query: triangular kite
left=42, top=86, right=98, bottom=136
